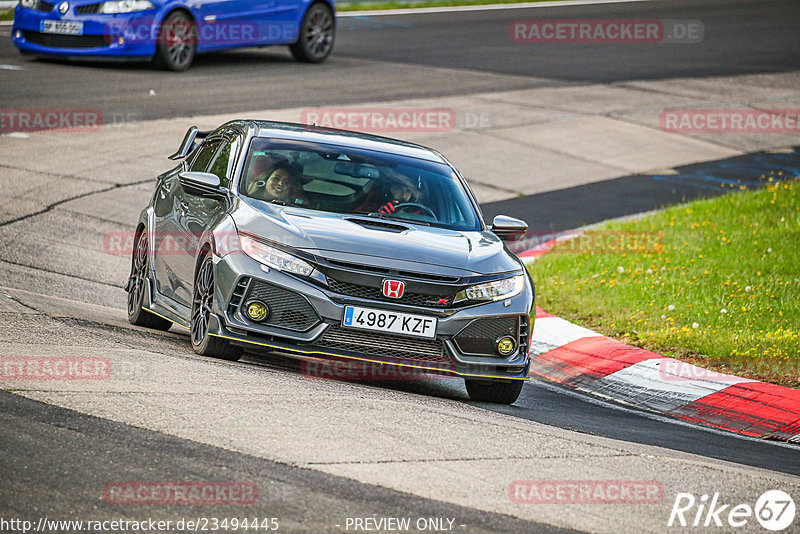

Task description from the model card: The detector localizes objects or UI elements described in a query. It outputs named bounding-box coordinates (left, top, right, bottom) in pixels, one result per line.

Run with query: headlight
left=456, top=275, right=525, bottom=302
left=99, top=0, right=154, bottom=13
left=239, top=235, right=313, bottom=277
left=19, top=0, right=37, bottom=8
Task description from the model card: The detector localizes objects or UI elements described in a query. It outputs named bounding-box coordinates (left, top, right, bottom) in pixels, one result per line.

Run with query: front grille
left=453, top=316, right=519, bottom=356
left=75, top=3, right=102, bottom=14
left=245, top=280, right=320, bottom=332
left=314, top=324, right=450, bottom=364
left=30, top=0, right=54, bottom=12
left=328, top=278, right=454, bottom=308
left=22, top=30, right=108, bottom=49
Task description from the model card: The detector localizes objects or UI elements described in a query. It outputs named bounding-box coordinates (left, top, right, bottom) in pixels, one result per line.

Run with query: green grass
left=0, top=0, right=564, bottom=18
left=0, top=0, right=560, bottom=17
left=339, top=0, right=565, bottom=11
left=528, top=174, right=800, bottom=387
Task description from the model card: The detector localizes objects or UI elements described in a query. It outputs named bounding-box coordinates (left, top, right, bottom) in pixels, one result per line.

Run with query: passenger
left=247, top=161, right=306, bottom=205
left=247, top=154, right=284, bottom=184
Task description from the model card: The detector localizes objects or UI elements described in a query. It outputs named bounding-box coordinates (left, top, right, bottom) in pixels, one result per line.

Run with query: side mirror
left=491, top=215, right=528, bottom=241
left=178, top=171, right=227, bottom=198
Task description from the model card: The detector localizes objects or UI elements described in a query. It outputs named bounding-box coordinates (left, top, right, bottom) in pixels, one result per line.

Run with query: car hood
left=232, top=199, right=522, bottom=277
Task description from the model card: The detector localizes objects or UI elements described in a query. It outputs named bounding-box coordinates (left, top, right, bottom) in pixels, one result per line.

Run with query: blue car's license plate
left=41, top=20, right=84, bottom=35
left=342, top=305, right=437, bottom=339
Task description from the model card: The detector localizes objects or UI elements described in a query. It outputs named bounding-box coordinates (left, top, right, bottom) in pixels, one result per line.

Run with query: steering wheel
left=392, top=202, right=437, bottom=220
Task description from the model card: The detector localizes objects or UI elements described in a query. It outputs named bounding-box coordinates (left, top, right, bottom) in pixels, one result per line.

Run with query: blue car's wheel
left=152, top=11, right=197, bottom=71
left=127, top=231, right=173, bottom=331
left=190, top=255, right=243, bottom=360
left=290, top=2, right=335, bottom=63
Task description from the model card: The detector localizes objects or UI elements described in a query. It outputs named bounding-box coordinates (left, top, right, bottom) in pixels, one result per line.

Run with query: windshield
left=239, top=138, right=482, bottom=232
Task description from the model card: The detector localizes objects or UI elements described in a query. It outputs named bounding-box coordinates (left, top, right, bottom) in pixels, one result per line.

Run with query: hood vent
left=345, top=217, right=409, bottom=233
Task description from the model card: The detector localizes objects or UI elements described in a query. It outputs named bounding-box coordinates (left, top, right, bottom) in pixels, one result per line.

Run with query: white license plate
left=41, top=20, right=84, bottom=35
left=342, top=306, right=437, bottom=339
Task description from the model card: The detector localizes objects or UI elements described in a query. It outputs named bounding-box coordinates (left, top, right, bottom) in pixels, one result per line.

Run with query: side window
left=189, top=141, right=221, bottom=172
left=208, top=141, right=232, bottom=188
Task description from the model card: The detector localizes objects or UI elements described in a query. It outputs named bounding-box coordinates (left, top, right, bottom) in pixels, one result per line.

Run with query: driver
left=378, top=175, right=419, bottom=215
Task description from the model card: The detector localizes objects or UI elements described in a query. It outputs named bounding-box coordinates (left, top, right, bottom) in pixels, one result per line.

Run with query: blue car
left=11, top=0, right=335, bottom=70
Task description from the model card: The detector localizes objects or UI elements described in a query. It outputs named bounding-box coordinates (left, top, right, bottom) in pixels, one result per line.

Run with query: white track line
left=584, top=359, right=751, bottom=413
left=532, top=316, right=601, bottom=347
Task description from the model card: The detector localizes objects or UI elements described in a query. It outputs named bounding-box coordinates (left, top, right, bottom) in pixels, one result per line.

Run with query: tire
left=152, top=11, right=197, bottom=71
left=289, top=2, right=335, bottom=63
left=191, top=255, right=243, bottom=361
left=465, top=379, right=524, bottom=405
left=127, top=231, right=173, bottom=331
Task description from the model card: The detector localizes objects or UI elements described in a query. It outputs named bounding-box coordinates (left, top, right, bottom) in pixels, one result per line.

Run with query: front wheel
left=465, top=379, right=524, bottom=404
left=191, top=255, right=243, bottom=361
left=152, top=11, right=197, bottom=71
left=290, top=2, right=335, bottom=63
left=127, top=231, right=173, bottom=331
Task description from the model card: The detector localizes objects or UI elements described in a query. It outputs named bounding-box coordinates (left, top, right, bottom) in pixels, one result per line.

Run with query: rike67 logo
left=668, top=490, right=795, bottom=531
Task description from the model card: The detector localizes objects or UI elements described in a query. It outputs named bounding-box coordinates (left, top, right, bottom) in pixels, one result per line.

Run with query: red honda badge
left=382, top=279, right=405, bottom=298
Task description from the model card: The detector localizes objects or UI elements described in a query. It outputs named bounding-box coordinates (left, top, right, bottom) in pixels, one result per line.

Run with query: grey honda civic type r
left=126, top=120, right=535, bottom=404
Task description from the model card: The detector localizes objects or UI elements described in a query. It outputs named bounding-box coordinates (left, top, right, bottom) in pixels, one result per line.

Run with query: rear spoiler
left=168, top=126, right=212, bottom=160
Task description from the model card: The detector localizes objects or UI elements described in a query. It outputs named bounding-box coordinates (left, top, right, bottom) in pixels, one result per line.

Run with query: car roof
left=239, top=120, right=449, bottom=164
